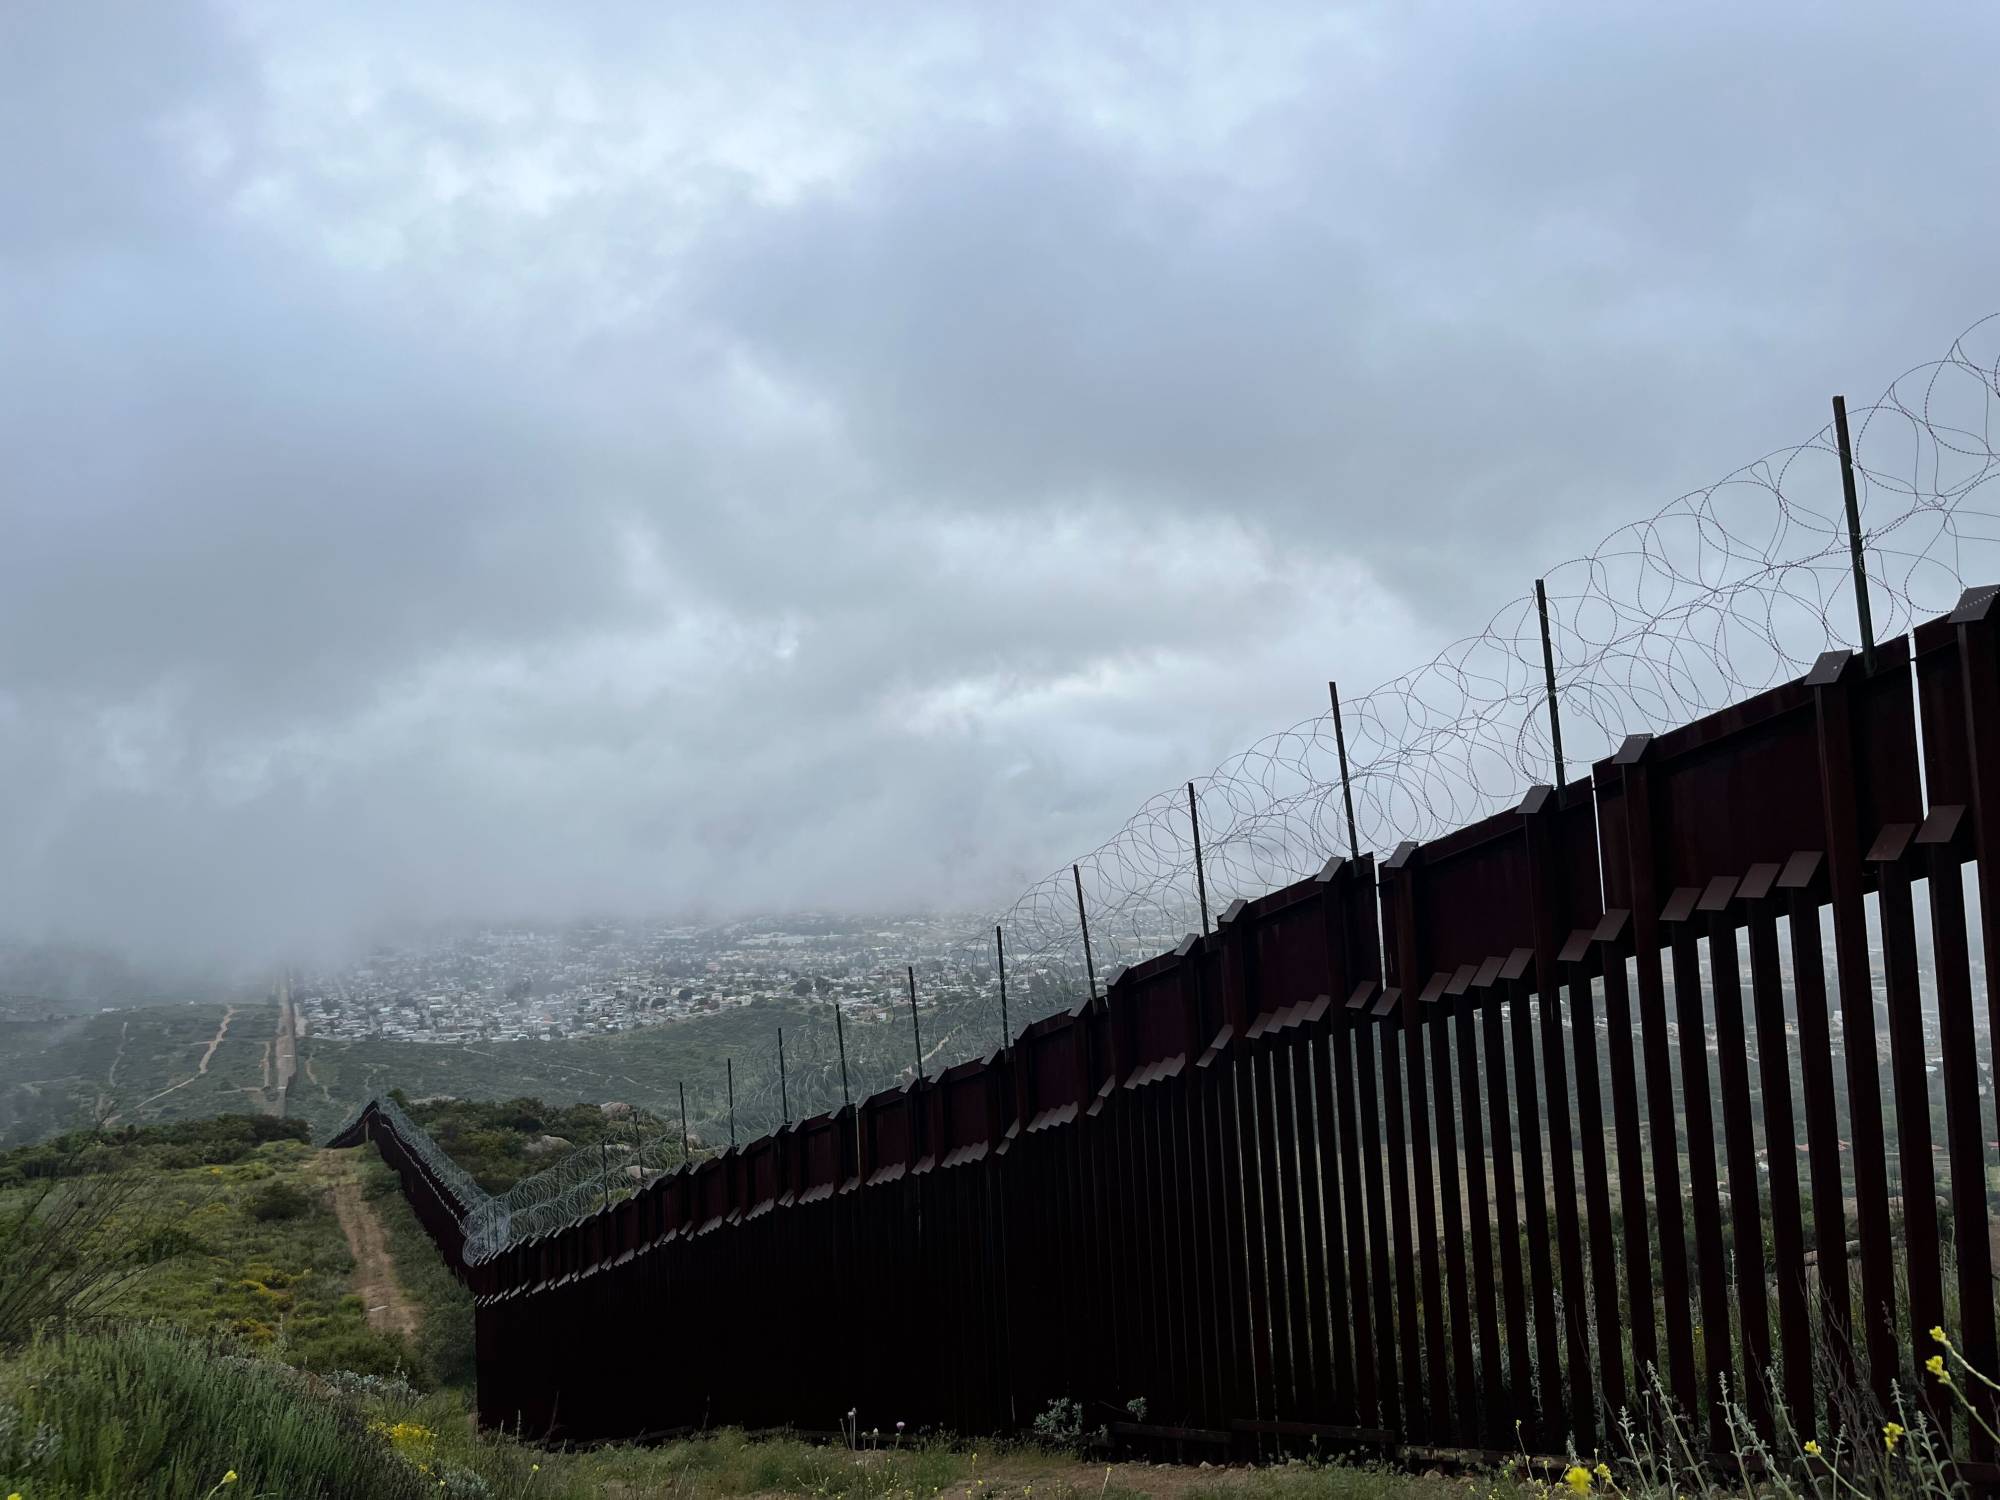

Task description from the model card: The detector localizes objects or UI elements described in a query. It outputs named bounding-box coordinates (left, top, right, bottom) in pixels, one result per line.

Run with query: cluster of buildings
left=292, top=914, right=1014, bottom=1044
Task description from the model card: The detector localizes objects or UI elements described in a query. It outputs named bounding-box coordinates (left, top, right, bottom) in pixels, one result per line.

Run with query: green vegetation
left=0, top=1326, right=432, bottom=1499
left=0, top=1342, right=1486, bottom=1500
left=0, top=990, right=855, bottom=1155
left=391, top=1094, right=671, bottom=1195
left=0, top=985, right=966, bottom=1165
left=292, top=995, right=825, bottom=1143
left=0, top=1002, right=282, bottom=1149
left=0, top=1114, right=311, bottom=1188
left=0, top=1110, right=1987, bottom=1499
left=0, top=1115, right=413, bottom=1380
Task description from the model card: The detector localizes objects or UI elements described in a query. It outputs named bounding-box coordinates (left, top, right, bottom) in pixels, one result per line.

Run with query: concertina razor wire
left=339, top=313, right=2000, bottom=1264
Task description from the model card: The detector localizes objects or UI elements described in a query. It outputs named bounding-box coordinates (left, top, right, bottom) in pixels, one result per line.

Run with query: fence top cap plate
left=1915, top=804, right=1967, bottom=845
left=1611, top=732, right=1652, bottom=765
left=1865, top=821, right=1918, bottom=864
left=1951, top=582, right=1998, bottom=621
left=1696, top=875, right=1739, bottom=912
left=1660, top=885, right=1703, bottom=923
left=1777, top=849, right=1824, bottom=888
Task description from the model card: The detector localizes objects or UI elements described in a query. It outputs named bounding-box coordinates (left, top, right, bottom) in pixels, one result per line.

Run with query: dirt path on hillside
left=198, top=1005, right=237, bottom=1074
left=107, top=1020, right=128, bottom=1087
left=121, top=1006, right=240, bottom=1119
left=324, top=1152, right=422, bottom=1341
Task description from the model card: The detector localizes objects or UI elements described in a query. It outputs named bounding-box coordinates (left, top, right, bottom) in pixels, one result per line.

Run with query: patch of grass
left=0, top=1323, right=428, bottom=1499
left=1185, top=1461, right=1508, bottom=1500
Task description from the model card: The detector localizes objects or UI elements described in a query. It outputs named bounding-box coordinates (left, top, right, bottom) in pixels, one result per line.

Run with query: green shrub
left=130, top=1224, right=208, bottom=1263
left=291, top=1326, right=417, bottom=1381
left=246, top=1181, right=311, bottom=1222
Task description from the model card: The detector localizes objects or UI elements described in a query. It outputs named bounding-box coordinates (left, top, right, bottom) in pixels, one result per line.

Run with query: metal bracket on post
left=1832, top=395, right=1877, bottom=674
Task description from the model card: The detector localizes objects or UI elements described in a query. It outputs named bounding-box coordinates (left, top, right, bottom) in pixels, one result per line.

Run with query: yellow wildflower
left=1884, top=1422, right=1905, bottom=1454
left=1804, top=1440, right=1822, bottom=1457
left=1928, top=1355, right=1949, bottom=1378
left=1565, top=1467, right=1593, bottom=1494
left=1594, top=1464, right=1612, bottom=1482
left=224, top=1475, right=239, bottom=1486
left=1932, top=1326, right=1950, bottom=1345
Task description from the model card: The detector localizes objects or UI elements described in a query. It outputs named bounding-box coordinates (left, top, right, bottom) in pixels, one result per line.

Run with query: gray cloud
left=1, top=0, right=1995, bottom=967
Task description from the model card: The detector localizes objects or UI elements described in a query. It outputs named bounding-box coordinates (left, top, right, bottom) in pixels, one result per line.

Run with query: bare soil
left=323, top=1151, right=422, bottom=1341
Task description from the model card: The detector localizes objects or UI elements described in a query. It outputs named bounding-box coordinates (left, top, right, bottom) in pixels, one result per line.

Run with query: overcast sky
left=3, top=0, right=1995, bottom=968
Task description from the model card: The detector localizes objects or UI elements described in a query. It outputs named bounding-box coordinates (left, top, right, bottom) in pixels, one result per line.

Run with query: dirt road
left=324, top=1152, right=422, bottom=1341
left=272, top=972, right=297, bottom=1108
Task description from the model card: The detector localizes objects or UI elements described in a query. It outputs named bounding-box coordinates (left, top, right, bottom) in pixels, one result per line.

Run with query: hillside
left=295, top=996, right=817, bottom=1141
left=0, top=1111, right=1491, bottom=1499
left=0, top=1001, right=287, bottom=1148
left=0, top=987, right=997, bottom=1160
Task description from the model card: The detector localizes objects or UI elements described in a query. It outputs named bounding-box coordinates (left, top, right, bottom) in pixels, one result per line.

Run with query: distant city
left=294, top=914, right=1032, bottom=1045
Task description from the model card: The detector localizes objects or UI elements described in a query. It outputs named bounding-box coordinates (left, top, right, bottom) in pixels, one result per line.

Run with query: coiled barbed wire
left=370, top=314, right=2000, bottom=1262
left=973, top=314, right=2000, bottom=998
